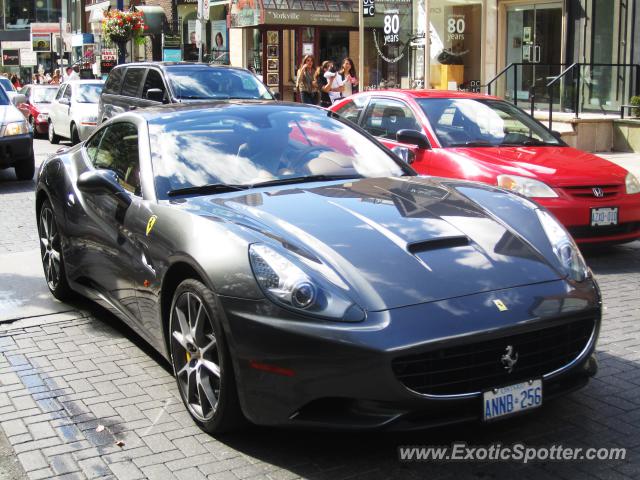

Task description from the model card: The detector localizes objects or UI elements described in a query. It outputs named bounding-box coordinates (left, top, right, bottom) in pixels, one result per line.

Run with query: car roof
left=62, top=79, right=104, bottom=84
left=111, top=62, right=249, bottom=72
left=356, top=89, right=501, bottom=101
left=132, top=100, right=323, bottom=121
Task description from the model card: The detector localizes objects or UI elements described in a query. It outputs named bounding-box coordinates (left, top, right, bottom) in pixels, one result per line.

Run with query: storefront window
left=363, top=0, right=426, bottom=90
left=429, top=0, right=482, bottom=91
left=4, top=0, right=61, bottom=29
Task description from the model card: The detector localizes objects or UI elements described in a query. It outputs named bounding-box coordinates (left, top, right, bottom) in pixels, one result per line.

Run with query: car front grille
left=562, top=184, right=621, bottom=199
left=568, top=222, right=640, bottom=239
left=391, top=316, right=596, bottom=396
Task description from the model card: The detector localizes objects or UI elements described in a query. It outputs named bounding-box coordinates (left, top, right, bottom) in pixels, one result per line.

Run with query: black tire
left=70, top=123, right=80, bottom=145
left=48, top=122, right=60, bottom=144
left=169, top=278, right=245, bottom=433
left=37, top=199, right=73, bottom=301
left=14, top=153, right=35, bottom=181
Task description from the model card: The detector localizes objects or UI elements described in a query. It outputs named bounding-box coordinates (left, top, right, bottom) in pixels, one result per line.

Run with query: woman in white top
left=338, top=57, right=359, bottom=98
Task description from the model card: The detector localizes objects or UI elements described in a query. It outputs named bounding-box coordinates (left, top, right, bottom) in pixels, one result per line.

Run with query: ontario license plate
left=483, top=379, right=542, bottom=421
left=591, top=207, right=618, bottom=227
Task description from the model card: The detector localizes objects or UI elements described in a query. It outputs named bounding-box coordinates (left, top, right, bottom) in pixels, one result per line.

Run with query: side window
left=335, top=96, right=367, bottom=124
left=103, top=67, right=124, bottom=94
left=121, top=68, right=145, bottom=97
left=63, top=85, right=72, bottom=99
left=55, top=85, right=65, bottom=100
left=362, top=98, right=421, bottom=140
left=92, top=122, right=141, bottom=196
left=84, top=129, right=105, bottom=163
left=141, top=69, right=166, bottom=100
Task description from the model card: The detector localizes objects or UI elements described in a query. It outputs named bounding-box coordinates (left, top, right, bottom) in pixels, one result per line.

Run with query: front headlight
left=625, top=172, right=640, bottom=194
left=249, top=243, right=365, bottom=321
left=2, top=121, right=29, bottom=136
left=536, top=209, right=589, bottom=282
left=497, top=174, right=558, bottom=198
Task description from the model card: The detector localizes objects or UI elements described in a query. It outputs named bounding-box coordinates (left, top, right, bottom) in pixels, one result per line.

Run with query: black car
left=98, top=62, right=273, bottom=124
left=36, top=101, right=600, bottom=433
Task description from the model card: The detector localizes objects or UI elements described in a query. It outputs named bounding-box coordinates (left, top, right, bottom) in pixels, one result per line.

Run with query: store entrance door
left=505, top=2, right=562, bottom=108
left=319, top=30, right=349, bottom=66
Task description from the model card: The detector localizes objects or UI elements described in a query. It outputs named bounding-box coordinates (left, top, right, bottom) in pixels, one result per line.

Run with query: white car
left=0, top=87, right=34, bottom=180
left=48, top=80, right=104, bottom=145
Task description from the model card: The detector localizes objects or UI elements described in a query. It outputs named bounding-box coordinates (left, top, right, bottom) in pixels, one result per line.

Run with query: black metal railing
left=486, top=62, right=640, bottom=130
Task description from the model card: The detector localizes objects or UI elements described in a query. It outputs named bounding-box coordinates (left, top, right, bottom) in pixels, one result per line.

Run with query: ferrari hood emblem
left=146, top=215, right=158, bottom=236
left=493, top=299, right=508, bottom=311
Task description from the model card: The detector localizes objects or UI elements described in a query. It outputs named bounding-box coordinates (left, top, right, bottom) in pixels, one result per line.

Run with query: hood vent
left=407, top=236, right=469, bottom=254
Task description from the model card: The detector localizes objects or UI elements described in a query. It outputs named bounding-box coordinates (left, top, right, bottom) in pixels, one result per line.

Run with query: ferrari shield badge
left=493, top=299, right=508, bottom=312
left=146, top=215, right=158, bottom=237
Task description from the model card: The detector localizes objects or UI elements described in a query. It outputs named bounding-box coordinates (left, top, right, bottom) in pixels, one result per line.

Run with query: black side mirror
left=396, top=129, right=431, bottom=149
left=77, top=169, right=131, bottom=208
left=145, top=88, right=165, bottom=103
left=551, top=130, right=563, bottom=141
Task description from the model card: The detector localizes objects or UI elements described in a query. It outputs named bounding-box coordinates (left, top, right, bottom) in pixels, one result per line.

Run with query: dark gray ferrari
left=35, top=101, right=601, bottom=433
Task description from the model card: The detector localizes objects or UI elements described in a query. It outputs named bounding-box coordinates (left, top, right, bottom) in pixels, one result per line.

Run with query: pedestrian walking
left=315, top=61, right=335, bottom=108
left=10, top=75, right=21, bottom=89
left=323, top=62, right=344, bottom=105
left=339, top=57, right=359, bottom=98
left=50, top=70, right=61, bottom=85
left=296, top=55, right=317, bottom=104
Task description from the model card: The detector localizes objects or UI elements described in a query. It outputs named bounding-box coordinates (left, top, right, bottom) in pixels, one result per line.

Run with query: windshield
left=31, top=87, right=58, bottom=103
left=0, top=77, right=15, bottom=92
left=149, top=105, right=410, bottom=198
left=166, top=67, right=273, bottom=100
left=75, top=83, right=103, bottom=103
left=417, top=98, right=562, bottom=148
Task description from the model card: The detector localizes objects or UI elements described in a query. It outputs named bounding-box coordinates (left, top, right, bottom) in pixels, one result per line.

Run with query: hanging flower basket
left=102, top=9, right=147, bottom=48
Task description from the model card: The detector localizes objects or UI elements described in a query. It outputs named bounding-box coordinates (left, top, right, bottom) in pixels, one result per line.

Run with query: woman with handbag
left=296, top=55, right=317, bottom=104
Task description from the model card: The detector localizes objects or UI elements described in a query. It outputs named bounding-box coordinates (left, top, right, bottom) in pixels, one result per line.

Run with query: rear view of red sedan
left=331, top=91, right=640, bottom=244
left=17, top=84, right=58, bottom=137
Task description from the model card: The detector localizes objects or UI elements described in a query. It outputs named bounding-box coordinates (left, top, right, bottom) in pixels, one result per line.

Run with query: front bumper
left=220, top=279, right=601, bottom=430
left=0, top=133, right=33, bottom=169
left=539, top=194, right=640, bottom=244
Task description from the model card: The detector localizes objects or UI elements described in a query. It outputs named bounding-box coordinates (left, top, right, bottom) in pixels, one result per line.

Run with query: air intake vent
left=407, top=236, right=469, bottom=254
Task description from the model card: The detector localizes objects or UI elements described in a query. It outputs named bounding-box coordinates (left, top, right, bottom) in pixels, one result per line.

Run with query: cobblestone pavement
left=0, top=141, right=639, bottom=479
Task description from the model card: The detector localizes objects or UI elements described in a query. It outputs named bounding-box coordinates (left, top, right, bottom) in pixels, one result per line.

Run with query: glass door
left=505, top=2, right=562, bottom=109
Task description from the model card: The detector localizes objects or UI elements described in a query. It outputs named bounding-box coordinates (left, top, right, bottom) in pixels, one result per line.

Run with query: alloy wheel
left=39, top=205, right=61, bottom=291
left=170, top=291, right=221, bottom=422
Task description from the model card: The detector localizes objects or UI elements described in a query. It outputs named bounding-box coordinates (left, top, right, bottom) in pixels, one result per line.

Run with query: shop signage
left=31, top=22, right=68, bottom=34
left=20, top=49, right=37, bottom=66
left=263, top=10, right=357, bottom=27
left=363, top=0, right=375, bottom=17
left=2, top=50, right=20, bottom=66
left=101, top=48, right=117, bottom=62
left=32, top=33, right=51, bottom=52
left=163, top=34, right=181, bottom=49
left=1, top=41, right=30, bottom=50
left=383, top=11, right=400, bottom=44
left=230, top=0, right=262, bottom=28
left=447, top=14, right=465, bottom=41
left=163, top=49, right=182, bottom=62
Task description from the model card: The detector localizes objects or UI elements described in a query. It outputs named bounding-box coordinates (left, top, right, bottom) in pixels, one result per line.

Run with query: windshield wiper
left=500, top=139, right=554, bottom=147
left=167, top=183, right=248, bottom=197
left=249, top=175, right=363, bottom=189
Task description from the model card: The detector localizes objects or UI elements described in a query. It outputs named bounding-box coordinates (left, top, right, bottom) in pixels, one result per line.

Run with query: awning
left=136, top=6, right=167, bottom=35
left=85, top=1, right=111, bottom=23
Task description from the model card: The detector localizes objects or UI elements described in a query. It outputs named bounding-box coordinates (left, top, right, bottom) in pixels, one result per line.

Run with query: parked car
left=0, top=86, right=34, bottom=180
left=36, top=101, right=600, bottom=432
left=17, top=84, right=58, bottom=136
left=48, top=80, right=104, bottom=145
left=98, top=62, right=274, bottom=123
left=331, top=90, right=640, bottom=245
left=0, top=76, right=20, bottom=104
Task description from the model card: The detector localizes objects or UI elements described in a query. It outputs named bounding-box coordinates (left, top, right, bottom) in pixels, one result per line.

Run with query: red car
left=17, top=84, right=59, bottom=136
left=331, top=90, right=640, bottom=244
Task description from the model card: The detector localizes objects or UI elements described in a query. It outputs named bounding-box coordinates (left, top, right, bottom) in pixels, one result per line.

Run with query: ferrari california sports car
left=36, top=101, right=601, bottom=432
left=331, top=90, right=640, bottom=245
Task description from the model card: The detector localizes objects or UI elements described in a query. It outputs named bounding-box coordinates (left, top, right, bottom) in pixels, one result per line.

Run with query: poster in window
left=267, top=59, right=278, bottom=71
left=2, top=50, right=19, bottom=66
left=32, top=33, right=51, bottom=52
left=210, top=20, right=228, bottom=64
left=267, top=45, right=278, bottom=58
left=267, top=31, right=278, bottom=45
left=267, top=72, right=279, bottom=86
